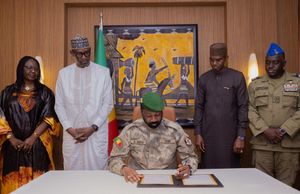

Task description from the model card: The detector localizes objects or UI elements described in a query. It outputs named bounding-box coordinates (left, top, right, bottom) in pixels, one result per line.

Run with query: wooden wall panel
left=227, top=0, right=298, bottom=79
left=227, top=0, right=251, bottom=75
left=0, top=0, right=15, bottom=90
left=14, top=0, right=40, bottom=66
left=227, top=0, right=278, bottom=81
left=277, top=0, right=299, bottom=73
left=249, top=0, right=278, bottom=75
left=65, top=0, right=225, bottom=3
left=66, top=4, right=225, bottom=76
left=14, top=0, right=65, bottom=90
left=36, top=0, right=65, bottom=90
left=0, top=0, right=298, bottom=91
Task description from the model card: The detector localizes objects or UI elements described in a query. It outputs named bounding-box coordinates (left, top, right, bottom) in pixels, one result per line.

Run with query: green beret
left=141, top=92, right=164, bottom=112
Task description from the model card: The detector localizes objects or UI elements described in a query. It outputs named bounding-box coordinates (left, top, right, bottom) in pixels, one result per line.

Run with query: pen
left=177, top=160, right=189, bottom=177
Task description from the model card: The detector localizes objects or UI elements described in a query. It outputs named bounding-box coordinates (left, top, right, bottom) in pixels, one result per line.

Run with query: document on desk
left=137, top=174, right=223, bottom=188
left=140, top=174, right=174, bottom=185
left=182, top=174, right=218, bottom=186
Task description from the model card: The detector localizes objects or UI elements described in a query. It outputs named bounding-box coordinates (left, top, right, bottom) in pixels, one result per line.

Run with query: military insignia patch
left=185, top=138, right=192, bottom=146
left=114, top=137, right=123, bottom=149
left=284, top=82, right=298, bottom=92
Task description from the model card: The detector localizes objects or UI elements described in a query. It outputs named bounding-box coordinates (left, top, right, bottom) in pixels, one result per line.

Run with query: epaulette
left=251, top=76, right=261, bottom=81
left=123, top=120, right=143, bottom=131
left=292, top=73, right=300, bottom=78
left=163, top=119, right=181, bottom=131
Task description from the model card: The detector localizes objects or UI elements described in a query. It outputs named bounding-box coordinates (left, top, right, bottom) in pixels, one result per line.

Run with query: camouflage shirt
left=108, top=119, right=199, bottom=175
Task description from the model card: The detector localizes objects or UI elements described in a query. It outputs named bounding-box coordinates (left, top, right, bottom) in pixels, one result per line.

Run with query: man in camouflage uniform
left=108, top=92, right=198, bottom=183
left=248, top=43, right=300, bottom=186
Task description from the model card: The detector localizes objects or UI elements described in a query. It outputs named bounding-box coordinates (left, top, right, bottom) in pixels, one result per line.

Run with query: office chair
left=132, top=106, right=176, bottom=122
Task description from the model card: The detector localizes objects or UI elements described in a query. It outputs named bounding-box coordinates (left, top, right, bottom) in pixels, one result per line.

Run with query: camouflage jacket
left=108, top=119, right=199, bottom=175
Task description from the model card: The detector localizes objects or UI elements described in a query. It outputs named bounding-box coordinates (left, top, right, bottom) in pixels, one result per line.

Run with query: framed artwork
left=95, top=24, right=199, bottom=128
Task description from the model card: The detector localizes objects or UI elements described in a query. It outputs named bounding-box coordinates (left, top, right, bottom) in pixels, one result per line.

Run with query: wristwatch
left=279, top=128, right=286, bottom=136
left=91, top=124, right=99, bottom=132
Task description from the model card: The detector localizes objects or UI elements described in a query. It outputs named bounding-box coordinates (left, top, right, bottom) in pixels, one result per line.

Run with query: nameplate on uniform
left=284, top=83, right=298, bottom=92
left=256, top=86, right=268, bottom=90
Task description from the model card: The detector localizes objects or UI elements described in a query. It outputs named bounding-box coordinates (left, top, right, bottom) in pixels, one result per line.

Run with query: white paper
left=141, top=174, right=173, bottom=185
left=182, top=174, right=217, bottom=185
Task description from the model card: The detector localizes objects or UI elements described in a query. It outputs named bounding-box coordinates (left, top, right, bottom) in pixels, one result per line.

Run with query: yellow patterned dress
left=0, top=84, right=60, bottom=194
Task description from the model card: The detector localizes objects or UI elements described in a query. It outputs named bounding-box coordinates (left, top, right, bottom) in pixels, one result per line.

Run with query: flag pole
left=100, top=12, right=103, bottom=31
left=95, top=13, right=119, bottom=155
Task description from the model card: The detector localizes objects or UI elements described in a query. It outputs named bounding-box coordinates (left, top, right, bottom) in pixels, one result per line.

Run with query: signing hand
left=175, top=164, right=190, bottom=179
left=195, top=134, right=205, bottom=152
left=122, top=166, right=144, bottom=183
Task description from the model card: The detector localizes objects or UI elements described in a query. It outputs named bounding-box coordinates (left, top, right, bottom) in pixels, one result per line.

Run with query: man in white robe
left=55, top=35, right=113, bottom=170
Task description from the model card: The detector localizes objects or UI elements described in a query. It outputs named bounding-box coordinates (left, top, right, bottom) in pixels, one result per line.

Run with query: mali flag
left=95, top=16, right=119, bottom=155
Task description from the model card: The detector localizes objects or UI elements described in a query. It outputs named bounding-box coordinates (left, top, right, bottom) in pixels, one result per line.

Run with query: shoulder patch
left=185, top=137, right=192, bottom=146
left=114, top=137, right=123, bottom=149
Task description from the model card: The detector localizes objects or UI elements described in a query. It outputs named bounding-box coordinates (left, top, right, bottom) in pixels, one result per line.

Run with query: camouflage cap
left=141, top=92, right=164, bottom=112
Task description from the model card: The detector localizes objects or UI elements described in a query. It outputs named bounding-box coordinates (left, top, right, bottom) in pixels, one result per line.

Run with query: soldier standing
left=248, top=43, right=300, bottom=186
left=108, top=92, right=198, bottom=183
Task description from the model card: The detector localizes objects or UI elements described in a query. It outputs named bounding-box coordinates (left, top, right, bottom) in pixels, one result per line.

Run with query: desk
left=12, top=168, right=299, bottom=194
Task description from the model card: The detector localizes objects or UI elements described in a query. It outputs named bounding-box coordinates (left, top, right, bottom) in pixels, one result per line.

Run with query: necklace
left=23, top=85, right=34, bottom=92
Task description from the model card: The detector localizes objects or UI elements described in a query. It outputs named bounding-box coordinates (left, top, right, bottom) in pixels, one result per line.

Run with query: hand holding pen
left=175, top=161, right=191, bottom=179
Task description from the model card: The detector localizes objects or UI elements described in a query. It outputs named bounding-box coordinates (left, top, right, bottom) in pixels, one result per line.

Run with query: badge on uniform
left=114, top=137, right=123, bottom=149
left=272, top=96, right=280, bottom=103
left=284, top=82, right=298, bottom=92
left=185, top=138, right=192, bottom=146
left=256, top=86, right=268, bottom=90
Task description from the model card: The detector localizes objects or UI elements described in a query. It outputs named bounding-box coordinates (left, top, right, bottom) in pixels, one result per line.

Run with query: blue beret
left=266, top=43, right=284, bottom=56
left=141, top=92, right=164, bottom=112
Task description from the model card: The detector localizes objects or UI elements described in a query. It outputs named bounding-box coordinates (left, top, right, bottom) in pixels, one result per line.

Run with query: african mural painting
left=97, top=25, right=198, bottom=127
